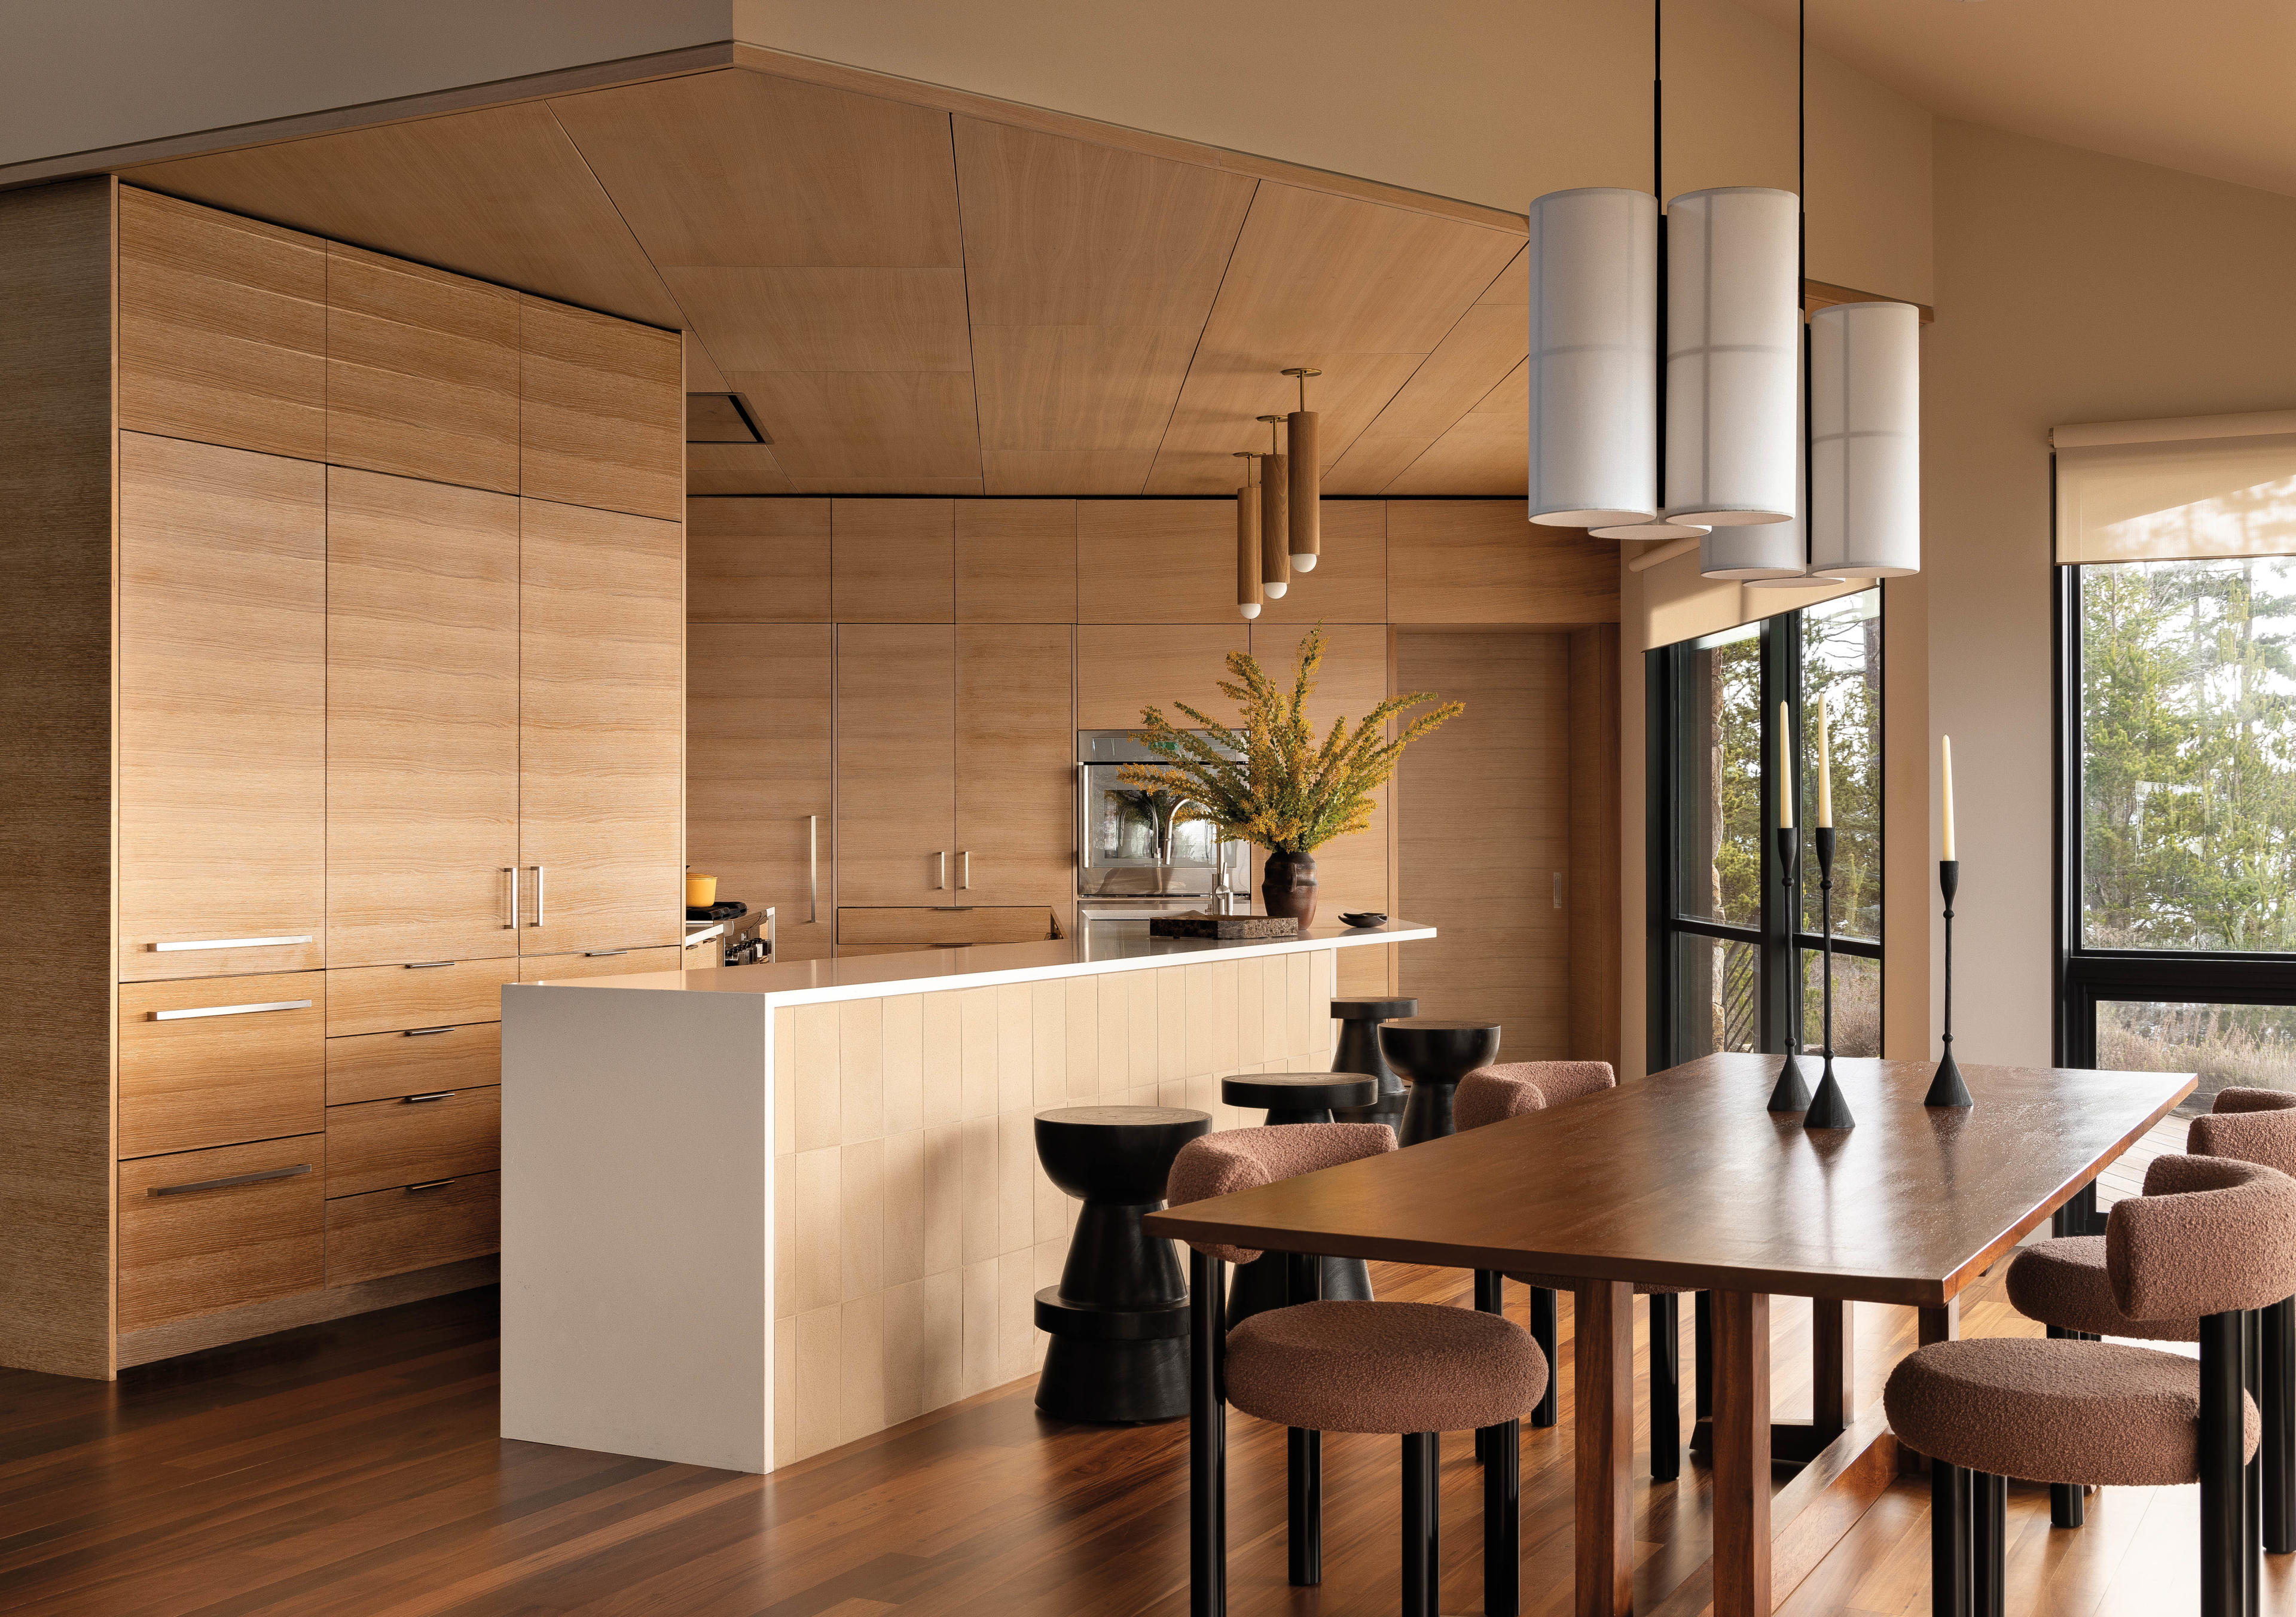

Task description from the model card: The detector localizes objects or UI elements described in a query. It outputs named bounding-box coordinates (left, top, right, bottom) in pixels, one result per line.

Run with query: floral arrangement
left=1119, top=626, right=1463, bottom=854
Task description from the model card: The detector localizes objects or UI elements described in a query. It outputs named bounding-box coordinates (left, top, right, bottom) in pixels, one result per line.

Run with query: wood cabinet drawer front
left=837, top=906, right=1055, bottom=946
left=118, top=975, right=325, bottom=1160
left=326, top=1171, right=500, bottom=1288
left=326, top=1023, right=500, bottom=1106
left=118, top=1136, right=325, bottom=1332
left=326, top=1087, right=500, bottom=1198
left=325, top=959, right=518, bottom=1037
left=516, top=946, right=682, bottom=983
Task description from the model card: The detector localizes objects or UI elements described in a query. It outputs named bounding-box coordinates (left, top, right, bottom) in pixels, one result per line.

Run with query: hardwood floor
left=0, top=1247, right=2282, bottom=1614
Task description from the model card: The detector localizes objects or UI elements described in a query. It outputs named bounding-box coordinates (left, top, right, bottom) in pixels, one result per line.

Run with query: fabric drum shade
left=1704, top=373, right=1809, bottom=579
left=1527, top=187, right=1657, bottom=529
left=1809, top=299, right=1922, bottom=578
left=1665, top=187, right=1799, bottom=528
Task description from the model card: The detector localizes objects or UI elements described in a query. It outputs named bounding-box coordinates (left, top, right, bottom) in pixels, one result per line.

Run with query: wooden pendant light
left=1282, top=368, right=1321, bottom=571
left=1234, top=451, right=1263, bottom=620
left=1256, top=414, right=1290, bottom=599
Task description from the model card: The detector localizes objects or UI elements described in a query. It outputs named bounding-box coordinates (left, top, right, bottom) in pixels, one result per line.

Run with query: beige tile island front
left=499, top=922, right=1433, bottom=1472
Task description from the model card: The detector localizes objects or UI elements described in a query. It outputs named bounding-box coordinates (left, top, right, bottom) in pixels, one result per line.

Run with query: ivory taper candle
left=1778, top=700, right=1793, bottom=829
left=1815, top=696, right=1833, bottom=828
left=1941, top=734, right=1955, bottom=861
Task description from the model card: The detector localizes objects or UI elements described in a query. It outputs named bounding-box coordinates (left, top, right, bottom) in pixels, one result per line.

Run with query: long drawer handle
left=582, top=949, right=627, bottom=958
left=149, top=1164, right=312, bottom=1197
left=404, top=960, right=454, bottom=969
left=151, top=999, right=312, bottom=1022
left=401, top=1091, right=454, bottom=1104
left=405, top=1178, right=458, bottom=1194
left=401, top=1026, right=457, bottom=1038
left=150, top=935, right=312, bottom=953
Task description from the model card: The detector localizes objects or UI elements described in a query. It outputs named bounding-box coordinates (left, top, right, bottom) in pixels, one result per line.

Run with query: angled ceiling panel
left=1145, top=350, right=1427, bottom=495
left=730, top=368, right=982, bottom=484
left=662, top=266, right=973, bottom=373
left=1382, top=359, right=1529, bottom=496
left=124, top=101, right=682, bottom=326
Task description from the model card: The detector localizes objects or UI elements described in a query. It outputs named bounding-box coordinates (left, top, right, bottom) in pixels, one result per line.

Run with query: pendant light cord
left=1654, top=0, right=1666, bottom=515
left=1800, top=0, right=1813, bottom=567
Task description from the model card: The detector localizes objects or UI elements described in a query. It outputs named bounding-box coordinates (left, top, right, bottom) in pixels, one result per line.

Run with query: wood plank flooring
left=1, top=1201, right=2284, bottom=1613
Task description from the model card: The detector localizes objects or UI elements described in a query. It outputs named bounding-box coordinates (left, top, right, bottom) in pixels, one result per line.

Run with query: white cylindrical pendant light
left=1235, top=452, right=1263, bottom=620
left=1257, top=416, right=1289, bottom=599
left=1809, top=300, right=1921, bottom=578
left=1665, top=187, right=1799, bottom=527
left=1283, top=367, right=1321, bottom=570
left=1528, top=187, right=1658, bottom=528
left=1703, top=355, right=1808, bottom=579
left=1595, top=519, right=1709, bottom=540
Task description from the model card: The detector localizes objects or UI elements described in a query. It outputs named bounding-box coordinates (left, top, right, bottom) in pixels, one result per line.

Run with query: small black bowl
left=1338, top=911, right=1388, bottom=929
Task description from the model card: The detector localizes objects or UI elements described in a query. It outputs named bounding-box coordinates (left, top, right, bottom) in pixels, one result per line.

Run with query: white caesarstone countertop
left=515, top=919, right=1434, bottom=1008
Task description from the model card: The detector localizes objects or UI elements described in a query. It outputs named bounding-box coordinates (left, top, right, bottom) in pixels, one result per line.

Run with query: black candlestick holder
left=1803, top=826, right=1857, bottom=1130
left=1766, top=824, right=1812, bottom=1113
left=1925, top=859, right=1973, bottom=1107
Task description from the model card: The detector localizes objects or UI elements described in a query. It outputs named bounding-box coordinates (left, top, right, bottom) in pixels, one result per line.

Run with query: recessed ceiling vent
left=685, top=393, right=770, bottom=444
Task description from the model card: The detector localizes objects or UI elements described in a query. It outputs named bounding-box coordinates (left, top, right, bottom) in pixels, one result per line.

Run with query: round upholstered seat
left=1224, top=1299, right=1547, bottom=1435
left=2005, top=1235, right=2197, bottom=1343
left=1884, top=1337, right=2258, bottom=1487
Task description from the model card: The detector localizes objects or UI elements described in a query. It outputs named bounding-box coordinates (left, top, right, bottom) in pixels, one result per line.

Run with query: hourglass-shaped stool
left=1033, top=1105, right=1211, bottom=1423
left=1220, top=1073, right=1380, bottom=1328
left=1378, top=1018, right=1503, bottom=1146
left=1329, top=997, right=1417, bottom=1132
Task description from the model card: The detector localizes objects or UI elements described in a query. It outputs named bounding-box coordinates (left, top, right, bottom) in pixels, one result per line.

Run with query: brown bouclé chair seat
left=1225, top=1300, right=1547, bottom=1434
left=2003, top=1235, right=2196, bottom=1343
left=1885, top=1338, right=2257, bottom=1487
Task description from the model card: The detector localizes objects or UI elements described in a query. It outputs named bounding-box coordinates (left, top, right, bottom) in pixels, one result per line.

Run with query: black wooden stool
left=1220, top=1073, right=1379, bottom=1328
left=1033, top=1105, right=1211, bottom=1423
left=1378, top=1018, right=1502, bottom=1146
left=1329, top=997, right=1416, bottom=1133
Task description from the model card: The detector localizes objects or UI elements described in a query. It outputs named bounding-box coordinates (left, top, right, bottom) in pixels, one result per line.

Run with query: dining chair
left=1888, top=1154, right=2296, bottom=1617
left=2005, top=1086, right=2296, bottom=1540
left=1452, top=1062, right=1702, bottom=1480
left=1168, top=1123, right=1547, bottom=1617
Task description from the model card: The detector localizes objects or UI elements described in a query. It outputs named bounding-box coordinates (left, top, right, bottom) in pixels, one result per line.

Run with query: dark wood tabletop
left=1143, top=1054, right=2196, bottom=1307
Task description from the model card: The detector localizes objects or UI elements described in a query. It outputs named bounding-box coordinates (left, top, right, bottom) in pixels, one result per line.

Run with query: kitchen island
left=499, top=920, right=1433, bottom=1472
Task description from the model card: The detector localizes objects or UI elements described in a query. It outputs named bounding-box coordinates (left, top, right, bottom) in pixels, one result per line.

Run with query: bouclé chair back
left=1165, top=1123, right=1394, bottom=1264
left=2108, top=1154, right=2296, bottom=1322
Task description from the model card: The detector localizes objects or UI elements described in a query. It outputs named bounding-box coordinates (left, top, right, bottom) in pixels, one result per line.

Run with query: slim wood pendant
left=1282, top=368, right=1322, bottom=572
left=1234, top=451, right=1263, bottom=620
left=1257, top=414, right=1290, bottom=599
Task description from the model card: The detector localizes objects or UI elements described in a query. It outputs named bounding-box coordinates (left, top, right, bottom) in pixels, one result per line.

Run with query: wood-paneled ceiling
left=124, top=64, right=1533, bottom=499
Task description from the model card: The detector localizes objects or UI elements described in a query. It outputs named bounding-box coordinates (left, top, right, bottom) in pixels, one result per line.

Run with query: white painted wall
left=0, top=0, right=729, bottom=166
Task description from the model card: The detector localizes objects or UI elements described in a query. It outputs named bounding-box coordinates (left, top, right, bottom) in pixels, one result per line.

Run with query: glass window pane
left=1800, top=950, right=1881, bottom=1057
left=1674, top=933, right=1763, bottom=1058
left=1801, top=590, right=1882, bottom=945
left=2080, top=556, right=2296, bottom=951
left=2096, top=999, right=2296, bottom=1112
left=1675, top=624, right=1763, bottom=927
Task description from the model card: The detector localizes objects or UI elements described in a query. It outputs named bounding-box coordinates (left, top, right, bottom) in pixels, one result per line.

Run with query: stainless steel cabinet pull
left=401, top=1091, right=454, bottom=1104
left=402, top=1026, right=456, bottom=1038
left=936, top=851, right=947, bottom=890
left=960, top=850, right=971, bottom=890
left=151, top=935, right=311, bottom=953
left=405, top=1178, right=457, bottom=1194
left=151, top=999, right=312, bottom=1023
left=149, top=1164, right=312, bottom=1197
left=528, top=865, right=546, bottom=927
left=582, top=949, right=627, bottom=958
left=505, top=867, right=519, bottom=930
left=404, top=960, right=453, bottom=969
left=807, top=814, right=819, bottom=923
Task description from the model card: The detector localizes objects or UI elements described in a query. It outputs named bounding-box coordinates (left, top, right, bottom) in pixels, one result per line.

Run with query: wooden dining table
left=1144, top=1052, right=2195, bottom=1617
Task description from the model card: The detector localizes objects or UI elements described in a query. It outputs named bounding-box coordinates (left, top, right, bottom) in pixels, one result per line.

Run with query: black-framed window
left=1649, top=589, right=1884, bottom=1069
left=2056, top=557, right=2296, bottom=1111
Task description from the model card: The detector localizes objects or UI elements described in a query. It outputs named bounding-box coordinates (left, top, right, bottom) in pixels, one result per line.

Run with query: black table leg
left=1530, top=1287, right=1559, bottom=1429
left=1696, top=1290, right=1714, bottom=1420
left=1651, top=1292, right=1681, bottom=1482
left=2266, top=1295, right=2294, bottom=1554
left=1189, top=1250, right=1226, bottom=1617
left=1484, top=1417, right=1521, bottom=1617
left=2203, top=1311, right=2250, bottom=1617
left=1403, top=1430, right=1440, bottom=1617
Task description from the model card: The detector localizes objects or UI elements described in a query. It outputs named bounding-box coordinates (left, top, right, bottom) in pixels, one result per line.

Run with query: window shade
left=2054, top=409, right=2296, bottom=565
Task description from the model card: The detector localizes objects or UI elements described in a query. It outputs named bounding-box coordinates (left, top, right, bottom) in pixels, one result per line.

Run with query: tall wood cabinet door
left=955, top=624, right=1075, bottom=920
left=119, top=434, right=326, bottom=982
left=519, top=499, right=685, bottom=956
left=326, top=468, right=521, bottom=966
left=835, top=624, right=955, bottom=904
left=688, top=624, right=835, bottom=962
